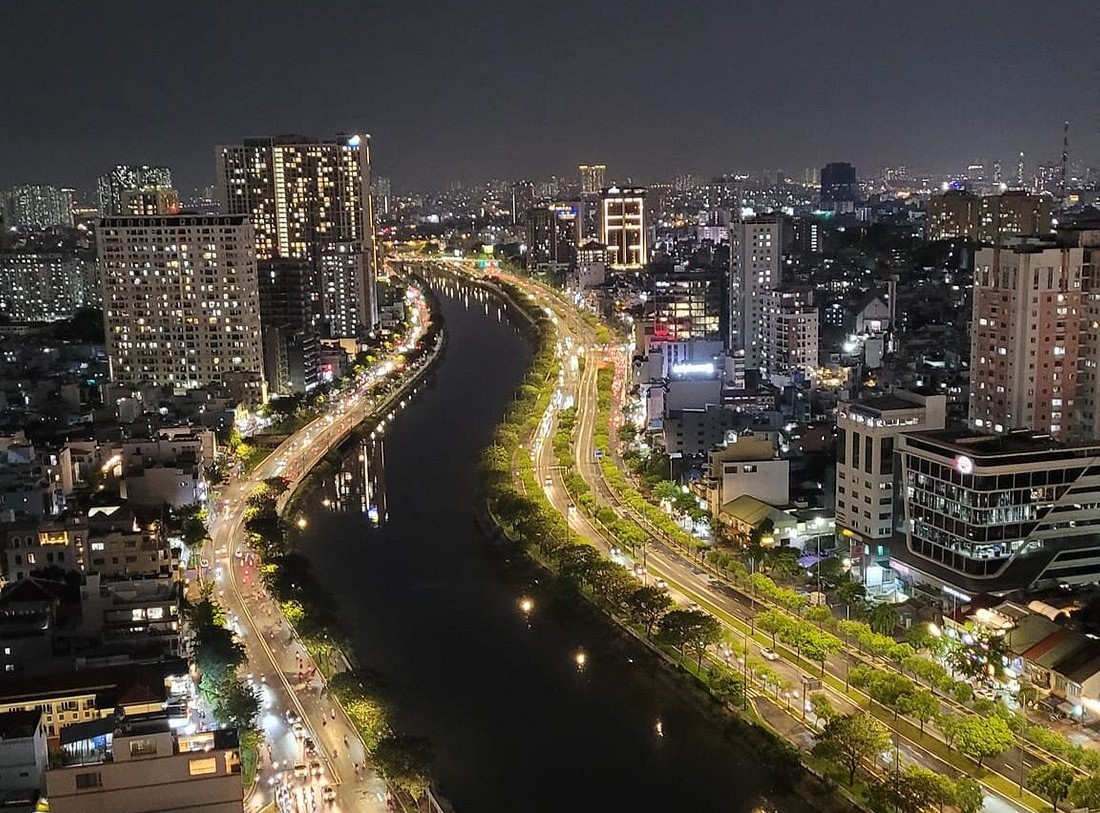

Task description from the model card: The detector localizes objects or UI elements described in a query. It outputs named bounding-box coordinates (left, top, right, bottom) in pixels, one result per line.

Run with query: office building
left=649, top=268, right=724, bottom=343
left=258, top=259, right=320, bottom=396
left=968, top=234, right=1100, bottom=440
left=47, top=721, right=241, bottom=813
left=729, top=215, right=782, bottom=367
left=892, top=429, right=1100, bottom=598
left=835, top=390, right=946, bottom=590
left=2, top=185, right=72, bottom=228
left=762, top=286, right=818, bottom=377
left=0, top=253, right=100, bottom=322
left=97, top=166, right=173, bottom=217
left=599, top=187, right=647, bottom=269
left=819, top=162, right=858, bottom=213
left=579, top=164, right=606, bottom=196
left=98, top=214, right=265, bottom=401
left=927, top=190, right=1051, bottom=244
left=216, top=134, right=377, bottom=336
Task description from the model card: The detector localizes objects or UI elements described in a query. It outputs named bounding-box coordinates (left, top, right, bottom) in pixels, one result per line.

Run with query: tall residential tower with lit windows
left=215, top=134, right=378, bottom=338
left=729, top=215, right=782, bottom=368
left=599, top=187, right=647, bottom=269
left=97, top=214, right=265, bottom=402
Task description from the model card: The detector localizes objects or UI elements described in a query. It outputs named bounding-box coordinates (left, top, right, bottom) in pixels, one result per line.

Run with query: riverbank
left=463, top=269, right=867, bottom=813
left=243, top=275, right=453, bottom=811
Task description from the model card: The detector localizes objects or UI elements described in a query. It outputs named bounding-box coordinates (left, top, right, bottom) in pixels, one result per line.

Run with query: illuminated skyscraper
left=97, top=214, right=265, bottom=402
left=97, top=165, right=173, bottom=216
left=2, top=185, right=73, bottom=228
left=729, top=215, right=782, bottom=367
left=216, top=134, right=377, bottom=337
left=599, top=187, right=647, bottom=269
left=578, top=164, right=606, bottom=196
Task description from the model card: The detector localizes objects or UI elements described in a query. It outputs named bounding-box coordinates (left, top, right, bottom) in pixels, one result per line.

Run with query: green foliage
left=373, top=734, right=434, bottom=799
left=624, top=586, right=673, bottom=636
left=953, top=777, right=984, bottom=813
left=813, top=712, right=891, bottom=784
left=1027, top=763, right=1076, bottom=811
left=1069, top=774, right=1100, bottom=811
left=706, top=664, right=745, bottom=707
left=954, top=714, right=1014, bottom=769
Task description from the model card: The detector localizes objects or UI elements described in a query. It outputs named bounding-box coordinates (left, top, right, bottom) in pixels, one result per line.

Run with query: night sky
left=3, top=0, right=1098, bottom=194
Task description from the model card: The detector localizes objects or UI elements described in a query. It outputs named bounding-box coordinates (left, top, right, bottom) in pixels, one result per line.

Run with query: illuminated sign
left=943, top=585, right=972, bottom=602
left=346, top=134, right=362, bottom=148
left=670, top=362, right=715, bottom=376
left=954, top=455, right=974, bottom=475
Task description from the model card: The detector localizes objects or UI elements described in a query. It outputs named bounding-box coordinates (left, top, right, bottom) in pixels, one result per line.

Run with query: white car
left=761, top=648, right=780, bottom=661
left=291, top=722, right=305, bottom=739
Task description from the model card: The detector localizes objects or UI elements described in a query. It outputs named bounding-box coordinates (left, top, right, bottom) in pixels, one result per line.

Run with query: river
left=294, top=277, right=809, bottom=813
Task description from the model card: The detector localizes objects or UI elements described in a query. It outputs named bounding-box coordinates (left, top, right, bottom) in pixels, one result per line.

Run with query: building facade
left=729, top=216, right=782, bottom=368
left=836, top=390, right=946, bottom=588
left=927, top=190, right=1051, bottom=244
left=893, top=429, right=1100, bottom=597
left=762, top=286, right=818, bottom=377
left=599, top=187, right=647, bottom=269
left=819, top=163, right=857, bottom=213
left=97, top=166, right=173, bottom=217
left=258, top=259, right=320, bottom=396
left=98, top=214, right=264, bottom=401
left=3, top=185, right=72, bottom=228
left=0, top=253, right=100, bottom=322
left=216, top=134, right=377, bottom=337
left=649, top=269, right=724, bottom=343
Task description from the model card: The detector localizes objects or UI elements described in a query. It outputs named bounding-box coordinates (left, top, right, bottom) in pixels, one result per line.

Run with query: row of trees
left=1028, top=763, right=1100, bottom=812
left=755, top=608, right=843, bottom=675
left=813, top=713, right=985, bottom=813
left=184, top=595, right=260, bottom=735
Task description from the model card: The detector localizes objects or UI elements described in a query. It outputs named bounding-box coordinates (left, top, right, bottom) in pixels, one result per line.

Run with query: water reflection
left=318, top=436, right=388, bottom=526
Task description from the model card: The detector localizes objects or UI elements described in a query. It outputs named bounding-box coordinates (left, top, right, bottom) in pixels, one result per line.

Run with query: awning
left=59, top=717, right=115, bottom=746
left=1057, top=700, right=1080, bottom=717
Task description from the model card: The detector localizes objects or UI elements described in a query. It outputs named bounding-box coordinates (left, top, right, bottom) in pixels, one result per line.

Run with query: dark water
left=296, top=278, right=807, bottom=813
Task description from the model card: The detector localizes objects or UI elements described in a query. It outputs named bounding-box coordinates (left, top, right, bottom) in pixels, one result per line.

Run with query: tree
left=756, top=609, right=790, bottom=647
left=706, top=664, right=745, bottom=707
left=652, top=480, right=681, bottom=505
left=886, top=765, right=954, bottom=813
left=813, top=712, right=891, bottom=784
left=836, top=577, right=867, bottom=607
left=805, top=605, right=834, bottom=627
left=954, top=714, right=1014, bottom=769
left=217, top=678, right=260, bottom=732
left=906, top=623, right=946, bottom=657
left=1028, top=763, right=1075, bottom=812
left=809, top=693, right=837, bottom=724
left=681, top=611, right=722, bottom=668
left=1069, top=774, right=1100, bottom=811
left=869, top=602, right=898, bottom=636
left=555, top=544, right=607, bottom=589
left=625, top=586, right=672, bottom=637
left=657, top=609, right=718, bottom=663
left=897, top=689, right=939, bottom=734
left=373, top=733, right=434, bottom=799
left=953, top=778, right=984, bottom=813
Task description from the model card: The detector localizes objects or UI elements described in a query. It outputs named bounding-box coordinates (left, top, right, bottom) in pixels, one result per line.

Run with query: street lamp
left=296, top=517, right=308, bottom=529
left=574, top=650, right=587, bottom=671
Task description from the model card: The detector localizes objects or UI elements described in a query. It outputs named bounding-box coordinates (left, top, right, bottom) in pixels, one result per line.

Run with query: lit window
left=188, top=757, right=218, bottom=776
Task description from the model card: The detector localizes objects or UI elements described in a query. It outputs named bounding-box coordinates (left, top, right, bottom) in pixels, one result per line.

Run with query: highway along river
left=294, top=277, right=810, bottom=813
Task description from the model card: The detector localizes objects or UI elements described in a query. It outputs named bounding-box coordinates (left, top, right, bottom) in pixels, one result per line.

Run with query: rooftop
left=0, top=709, right=41, bottom=740
left=904, top=428, right=1100, bottom=460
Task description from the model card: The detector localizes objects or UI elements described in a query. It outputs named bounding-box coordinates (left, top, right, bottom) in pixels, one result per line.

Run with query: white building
left=98, top=214, right=265, bottom=402
left=730, top=216, right=783, bottom=369
left=702, top=431, right=789, bottom=515
left=835, top=389, right=945, bottom=589
left=0, top=710, right=47, bottom=805
left=47, top=721, right=241, bottom=813
left=2, top=185, right=72, bottom=228
left=0, top=254, right=99, bottom=322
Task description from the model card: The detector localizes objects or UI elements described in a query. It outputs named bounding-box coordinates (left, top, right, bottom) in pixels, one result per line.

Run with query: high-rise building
left=892, top=429, right=1100, bottom=597
left=258, top=259, right=320, bottom=396
left=2, top=185, right=73, bottom=228
left=969, top=231, right=1100, bottom=440
left=729, top=215, right=782, bottom=367
left=599, top=187, right=647, bottom=269
left=511, top=181, right=534, bottom=226
left=1016, top=152, right=1026, bottom=189
left=835, top=389, right=946, bottom=588
left=122, top=186, right=180, bottom=216
left=927, top=190, right=1051, bottom=244
left=578, top=164, right=606, bottom=197
left=97, top=214, right=264, bottom=401
left=372, top=176, right=392, bottom=217
left=525, top=203, right=578, bottom=272
left=762, top=286, right=818, bottom=377
left=216, top=134, right=377, bottom=337
left=0, top=253, right=99, bottom=322
left=649, top=268, right=724, bottom=343
left=819, top=163, right=857, bottom=213
left=96, top=166, right=173, bottom=217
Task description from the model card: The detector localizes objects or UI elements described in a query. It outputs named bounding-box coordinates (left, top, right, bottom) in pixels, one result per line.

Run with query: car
left=291, top=722, right=305, bottom=739
left=293, top=762, right=308, bottom=780
left=761, top=648, right=780, bottom=661
left=303, top=737, right=317, bottom=756
left=707, top=577, right=723, bottom=588
left=567, top=503, right=576, bottom=514
left=687, top=602, right=702, bottom=612
left=284, top=709, right=300, bottom=725
left=544, top=476, right=553, bottom=486
left=633, top=563, right=647, bottom=577
left=321, top=785, right=337, bottom=803
left=654, top=579, right=668, bottom=590
left=309, top=759, right=323, bottom=778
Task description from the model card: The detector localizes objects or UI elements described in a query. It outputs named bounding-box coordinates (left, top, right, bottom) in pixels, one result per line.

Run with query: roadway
left=201, top=285, right=435, bottom=812
left=465, top=260, right=1038, bottom=813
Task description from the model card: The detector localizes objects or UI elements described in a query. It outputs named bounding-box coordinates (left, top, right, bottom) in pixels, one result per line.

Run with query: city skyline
left=3, top=1, right=1098, bottom=194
